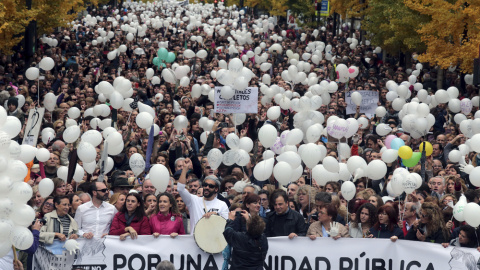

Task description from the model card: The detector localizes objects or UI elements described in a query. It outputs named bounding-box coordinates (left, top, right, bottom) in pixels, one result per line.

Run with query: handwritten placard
left=346, top=90, right=379, bottom=118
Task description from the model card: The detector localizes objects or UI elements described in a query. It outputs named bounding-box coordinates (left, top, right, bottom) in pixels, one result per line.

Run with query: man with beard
left=177, top=168, right=229, bottom=235
left=74, top=182, right=115, bottom=239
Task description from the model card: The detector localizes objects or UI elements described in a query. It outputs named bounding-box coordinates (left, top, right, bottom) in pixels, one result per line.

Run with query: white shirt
left=0, top=250, right=14, bottom=270
left=74, top=201, right=115, bottom=238
left=178, top=182, right=229, bottom=235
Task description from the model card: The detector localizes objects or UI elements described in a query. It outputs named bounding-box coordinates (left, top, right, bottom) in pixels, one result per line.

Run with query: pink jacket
left=149, top=212, right=185, bottom=235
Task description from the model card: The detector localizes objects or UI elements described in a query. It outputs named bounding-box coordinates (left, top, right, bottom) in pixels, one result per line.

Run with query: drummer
left=178, top=168, right=229, bottom=235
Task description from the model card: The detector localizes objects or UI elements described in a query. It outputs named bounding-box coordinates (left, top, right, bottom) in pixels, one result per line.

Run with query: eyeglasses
left=202, top=183, right=216, bottom=189
left=225, top=186, right=233, bottom=190
left=260, top=198, right=268, bottom=201
left=242, top=191, right=251, bottom=195
left=44, top=202, right=54, bottom=208
left=96, top=188, right=108, bottom=193
left=378, top=212, right=387, bottom=216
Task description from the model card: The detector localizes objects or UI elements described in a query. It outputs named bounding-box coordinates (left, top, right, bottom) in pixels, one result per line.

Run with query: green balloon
left=166, top=52, right=176, bottom=63
left=153, top=57, right=160, bottom=66
left=157, top=48, right=168, bottom=60
left=402, top=152, right=421, bottom=167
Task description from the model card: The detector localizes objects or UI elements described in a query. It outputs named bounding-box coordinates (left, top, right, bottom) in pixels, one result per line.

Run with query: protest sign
left=346, top=90, right=379, bottom=118
left=33, top=236, right=480, bottom=270
left=22, top=107, right=45, bottom=146
left=214, top=87, right=258, bottom=114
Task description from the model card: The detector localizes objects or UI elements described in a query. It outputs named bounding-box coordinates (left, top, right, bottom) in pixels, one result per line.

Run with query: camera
left=310, top=213, right=318, bottom=221
left=32, top=218, right=47, bottom=226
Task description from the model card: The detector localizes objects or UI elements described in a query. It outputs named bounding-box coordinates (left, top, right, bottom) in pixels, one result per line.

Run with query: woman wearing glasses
left=406, top=202, right=450, bottom=244
left=109, top=193, right=152, bottom=240
left=36, top=196, right=55, bottom=219
left=40, top=196, right=79, bottom=244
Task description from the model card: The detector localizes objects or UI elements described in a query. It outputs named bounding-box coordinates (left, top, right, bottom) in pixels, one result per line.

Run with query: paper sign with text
left=346, top=90, right=379, bottom=118
left=214, top=87, right=258, bottom=114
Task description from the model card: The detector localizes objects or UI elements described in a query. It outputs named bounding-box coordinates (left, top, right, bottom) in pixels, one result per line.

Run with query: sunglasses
left=96, top=188, right=108, bottom=193
left=202, top=183, right=216, bottom=189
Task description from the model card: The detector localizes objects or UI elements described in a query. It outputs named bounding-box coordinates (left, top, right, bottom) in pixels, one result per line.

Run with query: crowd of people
left=1, top=0, right=480, bottom=269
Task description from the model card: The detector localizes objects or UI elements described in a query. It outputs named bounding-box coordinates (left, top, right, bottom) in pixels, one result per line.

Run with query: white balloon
left=10, top=226, right=33, bottom=249
left=258, top=124, right=277, bottom=148
left=9, top=182, right=32, bottom=204
left=36, top=148, right=51, bottom=162
left=77, top=142, right=97, bottom=163
left=149, top=164, right=170, bottom=192
left=129, top=153, right=146, bottom=176
left=273, top=161, right=292, bottom=186
left=38, top=178, right=55, bottom=198
left=25, top=67, right=40, bottom=80
left=0, top=116, right=21, bottom=139
left=136, top=112, right=154, bottom=129
left=341, top=181, right=356, bottom=201
left=453, top=195, right=467, bottom=222
left=253, top=159, right=274, bottom=181
left=322, top=156, right=339, bottom=173
left=463, top=203, right=480, bottom=227
left=19, top=144, right=37, bottom=164
left=267, top=106, right=281, bottom=120
left=367, top=160, right=387, bottom=180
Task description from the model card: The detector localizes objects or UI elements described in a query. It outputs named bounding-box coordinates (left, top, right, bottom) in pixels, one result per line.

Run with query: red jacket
left=109, top=212, right=152, bottom=236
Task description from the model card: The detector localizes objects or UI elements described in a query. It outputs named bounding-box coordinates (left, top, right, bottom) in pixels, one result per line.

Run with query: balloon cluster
left=92, top=77, right=134, bottom=111
left=153, top=48, right=176, bottom=68
left=0, top=112, right=56, bottom=256
left=215, top=58, right=256, bottom=99
left=207, top=133, right=253, bottom=171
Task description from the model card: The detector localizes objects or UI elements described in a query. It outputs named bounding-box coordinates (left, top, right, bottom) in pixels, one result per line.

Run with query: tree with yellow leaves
left=330, top=0, right=368, bottom=18
left=269, top=0, right=287, bottom=17
left=405, top=0, right=480, bottom=73
left=362, top=0, right=429, bottom=54
left=34, top=0, right=86, bottom=36
left=0, top=0, right=37, bottom=54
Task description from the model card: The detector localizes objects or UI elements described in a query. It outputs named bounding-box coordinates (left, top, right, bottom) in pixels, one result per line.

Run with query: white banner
left=33, top=236, right=480, bottom=270
left=214, top=87, right=258, bottom=114
left=345, top=90, right=379, bottom=118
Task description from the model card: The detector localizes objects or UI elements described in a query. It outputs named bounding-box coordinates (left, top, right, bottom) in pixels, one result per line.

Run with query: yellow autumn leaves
left=0, top=0, right=109, bottom=54
left=329, top=0, right=480, bottom=73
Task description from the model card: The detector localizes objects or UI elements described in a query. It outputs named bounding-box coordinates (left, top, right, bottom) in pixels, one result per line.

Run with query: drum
left=193, top=215, right=228, bottom=254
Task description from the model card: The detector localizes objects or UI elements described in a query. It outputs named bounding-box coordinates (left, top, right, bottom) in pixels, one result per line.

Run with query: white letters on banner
left=345, top=90, right=379, bottom=118
left=214, top=87, right=258, bottom=114
left=33, top=236, right=480, bottom=270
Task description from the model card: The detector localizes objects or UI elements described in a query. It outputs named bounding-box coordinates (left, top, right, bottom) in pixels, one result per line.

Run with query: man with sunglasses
left=177, top=168, right=228, bottom=235
left=74, top=182, right=115, bottom=239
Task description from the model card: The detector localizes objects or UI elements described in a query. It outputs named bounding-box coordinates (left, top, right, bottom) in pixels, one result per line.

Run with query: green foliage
left=363, top=0, right=430, bottom=54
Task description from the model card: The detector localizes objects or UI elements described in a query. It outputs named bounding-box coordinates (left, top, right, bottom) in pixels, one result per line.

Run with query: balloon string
left=126, top=111, right=133, bottom=127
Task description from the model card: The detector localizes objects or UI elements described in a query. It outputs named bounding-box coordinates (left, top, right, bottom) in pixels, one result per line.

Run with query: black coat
left=405, top=225, right=447, bottom=244
left=223, top=219, right=268, bottom=270
left=265, top=209, right=309, bottom=237
left=369, top=224, right=404, bottom=239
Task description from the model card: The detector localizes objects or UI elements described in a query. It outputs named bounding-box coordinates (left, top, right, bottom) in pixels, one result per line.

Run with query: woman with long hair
left=175, top=194, right=190, bottom=234
left=295, top=185, right=316, bottom=221
left=67, top=193, right=83, bottom=218
left=109, top=193, right=126, bottom=213
left=406, top=202, right=450, bottom=243
left=109, top=193, right=151, bottom=240
left=36, top=196, right=55, bottom=219
left=150, top=193, right=185, bottom=237
left=368, top=205, right=404, bottom=242
left=442, top=225, right=480, bottom=249
left=349, top=203, right=377, bottom=238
